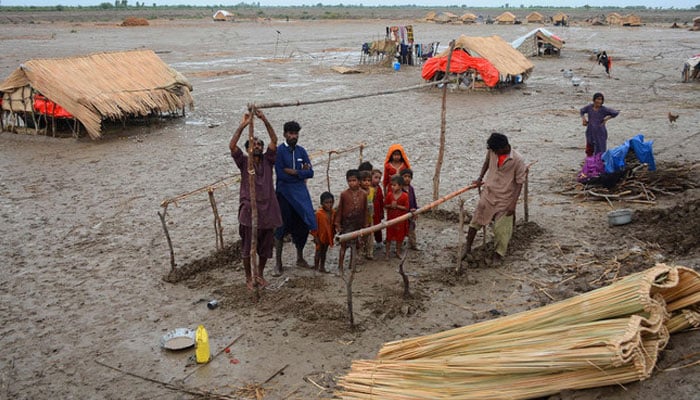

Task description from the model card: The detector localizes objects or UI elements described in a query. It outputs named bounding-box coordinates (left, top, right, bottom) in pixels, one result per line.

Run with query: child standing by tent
left=384, top=174, right=409, bottom=259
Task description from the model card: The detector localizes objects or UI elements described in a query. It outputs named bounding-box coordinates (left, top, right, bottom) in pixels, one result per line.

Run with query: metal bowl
left=160, top=327, right=195, bottom=350
left=608, top=209, right=633, bottom=226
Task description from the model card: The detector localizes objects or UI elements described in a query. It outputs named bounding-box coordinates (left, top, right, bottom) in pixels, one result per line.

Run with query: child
left=311, top=191, right=336, bottom=273
left=384, top=174, right=409, bottom=259
left=334, top=169, right=368, bottom=275
left=383, top=144, right=411, bottom=195
left=359, top=170, right=375, bottom=259
left=400, top=168, right=419, bottom=250
left=371, top=169, right=384, bottom=248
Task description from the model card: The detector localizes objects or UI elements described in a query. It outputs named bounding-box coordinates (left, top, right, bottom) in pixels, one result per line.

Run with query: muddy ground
left=1, top=10, right=699, bottom=400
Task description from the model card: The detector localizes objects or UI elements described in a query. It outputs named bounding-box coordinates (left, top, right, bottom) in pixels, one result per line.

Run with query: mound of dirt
left=121, top=17, right=149, bottom=26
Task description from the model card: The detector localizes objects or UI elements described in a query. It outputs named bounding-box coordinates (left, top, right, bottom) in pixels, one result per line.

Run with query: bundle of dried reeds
left=337, top=264, right=699, bottom=400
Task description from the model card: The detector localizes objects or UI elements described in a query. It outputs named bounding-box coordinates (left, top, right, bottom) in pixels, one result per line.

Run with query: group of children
left=310, top=144, right=418, bottom=274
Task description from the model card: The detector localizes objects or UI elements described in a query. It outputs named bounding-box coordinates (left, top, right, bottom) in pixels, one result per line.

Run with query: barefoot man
left=230, top=110, right=282, bottom=290
left=463, top=133, right=527, bottom=265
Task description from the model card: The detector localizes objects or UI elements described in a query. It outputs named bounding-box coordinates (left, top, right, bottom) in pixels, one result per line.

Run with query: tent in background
left=512, top=28, right=564, bottom=57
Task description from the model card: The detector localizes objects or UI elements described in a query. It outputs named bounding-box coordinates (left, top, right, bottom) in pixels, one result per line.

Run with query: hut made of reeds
left=623, top=14, right=642, bottom=26
left=526, top=11, right=545, bottom=24
left=431, top=34, right=534, bottom=86
left=0, top=49, right=194, bottom=140
left=512, top=28, right=564, bottom=57
left=607, top=12, right=623, bottom=25
left=693, top=16, right=700, bottom=30
left=495, top=11, right=517, bottom=24
left=434, top=11, right=460, bottom=24
left=424, top=11, right=437, bottom=21
left=212, top=10, right=234, bottom=21
left=552, top=12, right=568, bottom=26
left=460, top=13, right=478, bottom=24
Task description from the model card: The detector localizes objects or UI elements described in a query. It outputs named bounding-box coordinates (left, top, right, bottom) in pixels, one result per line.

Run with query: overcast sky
left=2, top=0, right=698, bottom=8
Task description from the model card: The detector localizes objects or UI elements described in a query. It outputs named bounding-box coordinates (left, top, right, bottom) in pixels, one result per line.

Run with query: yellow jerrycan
left=195, top=325, right=211, bottom=364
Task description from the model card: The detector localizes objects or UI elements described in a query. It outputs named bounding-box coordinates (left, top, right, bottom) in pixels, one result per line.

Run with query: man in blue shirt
left=273, top=121, right=317, bottom=276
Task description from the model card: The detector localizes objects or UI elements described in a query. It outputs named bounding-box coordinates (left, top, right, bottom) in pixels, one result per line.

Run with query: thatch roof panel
left=0, top=50, right=193, bottom=139
left=438, top=34, right=534, bottom=77
left=496, top=11, right=517, bottom=22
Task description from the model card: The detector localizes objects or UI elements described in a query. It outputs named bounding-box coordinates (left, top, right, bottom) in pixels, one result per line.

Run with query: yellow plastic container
left=195, top=325, right=211, bottom=364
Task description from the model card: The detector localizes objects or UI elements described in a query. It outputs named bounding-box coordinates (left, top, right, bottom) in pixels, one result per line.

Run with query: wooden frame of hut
left=512, top=28, right=564, bottom=57
left=526, top=11, right=545, bottom=24
left=606, top=12, right=623, bottom=26
left=495, top=11, right=517, bottom=25
left=623, top=14, right=642, bottom=27
left=0, top=49, right=193, bottom=140
left=552, top=12, right=568, bottom=26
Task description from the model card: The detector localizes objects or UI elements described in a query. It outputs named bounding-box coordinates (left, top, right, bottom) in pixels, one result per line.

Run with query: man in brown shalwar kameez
left=463, top=133, right=527, bottom=265
left=230, top=110, right=282, bottom=290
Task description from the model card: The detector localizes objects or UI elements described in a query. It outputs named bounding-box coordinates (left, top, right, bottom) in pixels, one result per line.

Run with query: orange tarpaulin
left=34, top=94, right=74, bottom=118
left=421, top=50, right=500, bottom=87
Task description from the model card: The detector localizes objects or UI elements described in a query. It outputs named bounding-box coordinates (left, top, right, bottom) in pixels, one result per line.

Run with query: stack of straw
left=337, top=264, right=700, bottom=399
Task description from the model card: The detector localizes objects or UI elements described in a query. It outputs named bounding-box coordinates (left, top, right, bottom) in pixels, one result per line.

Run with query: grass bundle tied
left=336, top=264, right=700, bottom=400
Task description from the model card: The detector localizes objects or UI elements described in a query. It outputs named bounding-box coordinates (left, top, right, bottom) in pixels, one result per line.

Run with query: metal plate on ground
left=160, top=328, right=195, bottom=350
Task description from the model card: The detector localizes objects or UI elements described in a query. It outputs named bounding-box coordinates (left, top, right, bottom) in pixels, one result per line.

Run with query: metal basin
left=608, top=209, right=633, bottom=226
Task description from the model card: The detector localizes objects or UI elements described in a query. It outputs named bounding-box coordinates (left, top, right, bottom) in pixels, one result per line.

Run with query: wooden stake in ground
left=432, top=40, right=456, bottom=202
left=397, top=247, right=410, bottom=299
left=246, top=106, right=260, bottom=294
left=457, top=198, right=466, bottom=276
left=157, top=207, right=176, bottom=271
left=345, top=243, right=357, bottom=327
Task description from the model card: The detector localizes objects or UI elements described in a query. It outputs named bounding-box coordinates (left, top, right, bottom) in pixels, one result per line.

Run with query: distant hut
left=512, top=28, right=564, bottom=57
left=606, top=12, right=623, bottom=26
left=623, top=14, right=642, bottom=27
left=495, top=11, right=517, bottom=25
left=434, top=12, right=459, bottom=24
left=460, top=13, right=478, bottom=24
left=552, top=12, right=568, bottom=26
left=526, top=12, right=545, bottom=24
left=693, top=16, right=700, bottom=31
left=0, top=50, right=193, bottom=139
left=213, top=10, right=234, bottom=21
left=424, top=11, right=437, bottom=22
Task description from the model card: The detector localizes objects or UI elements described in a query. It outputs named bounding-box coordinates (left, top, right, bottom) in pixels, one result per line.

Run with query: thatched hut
left=693, top=16, right=700, bottom=30
left=0, top=49, right=194, bottom=140
left=434, top=12, right=459, bottom=24
left=422, top=34, right=534, bottom=89
left=512, top=28, right=564, bottom=57
left=607, top=13, right=623, bottom=25
left=460, top=13, right=478, bottom=24
left=623, top=14, right=642, bottom=26
left=552, top=12, right=568, bottom=26
left=424, top=11, right=437, bottom=22
left=526, top=12, right=545, bottom=24
left=495, top=11, right=517, bottom=25
left=212, top=10, right=234, bottom=21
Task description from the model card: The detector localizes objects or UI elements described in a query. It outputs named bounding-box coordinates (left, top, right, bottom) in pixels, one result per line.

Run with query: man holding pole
left=463, top=133, right=527, bottom=266
left=273, top=121, right=317, bottom=276
left=230, top=110, right=281, bottom=290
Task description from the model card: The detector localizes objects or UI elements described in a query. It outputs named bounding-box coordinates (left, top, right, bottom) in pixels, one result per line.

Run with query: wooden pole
left=336, top=183, right=478, bottom=243
left=246, top=106, right=260, bottom=289
left=433, top=40, right=455, bottom=202
left=397, top=247, right=410, bottom=299
left=524, top=169, right=530, bottom=222
left=157, top=206, right=176, bottom=271
left=456, top=198, right=465, bottom=275
left=346, top=244, right=356, bottom=327
left=326, top=151, right=335, bottom=193
left=207, top=189, right=224, bottom=250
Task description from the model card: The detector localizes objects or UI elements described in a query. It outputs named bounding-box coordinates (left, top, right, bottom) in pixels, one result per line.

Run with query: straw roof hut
left=0, top=49, right=194, bottom=140
left=495, top=11, right=517, bottom=24
left=212, top=10, right=234, bottom=21
left=623, top=14, right=642, bottom=26
left=512, top=28, right=564, bottom=57
left=692, top=16, right=700, bottom=31
left=434, top=11, right=459, bottom=24
left=460, top=13, right=478, bottom=24
left=607, top=12, right=623, bottom=25
left=526, top=11, right=545, bottom=24
left=552, top=12, right=568, bottom=26
left=424, top=11, right=437, bottom=21
left=432, top=34, right=534, bottom=85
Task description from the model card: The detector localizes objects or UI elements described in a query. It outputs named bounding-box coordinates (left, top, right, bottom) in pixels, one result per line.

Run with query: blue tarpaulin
left=602, top=134, right=656, bottom=173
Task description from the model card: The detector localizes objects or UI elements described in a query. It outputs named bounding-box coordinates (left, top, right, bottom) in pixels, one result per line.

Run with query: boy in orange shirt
left=311, top=191, right=335, bottom=273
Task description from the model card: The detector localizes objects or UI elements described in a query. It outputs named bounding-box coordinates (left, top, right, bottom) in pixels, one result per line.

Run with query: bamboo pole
left=247, top=106, right=260, bottom=290
left=208, top=189, right=224, bottom=250
left=326, top=150, right=336, bottom=193
left=336, top=183, right=478, bottom=243
left=157, top=206, right=176, bottom=271
left=251, top=80, right=448, bottom=110
left=397, top=247, right=410, bottom=299
left=432, top=40, right=455, bottom=202
left=456, top=198, right=465, bottom=275
left=346, top=244, right=357, bottom=327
